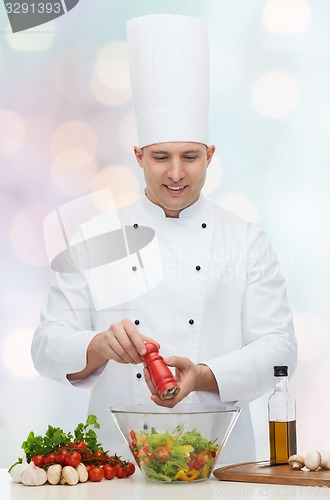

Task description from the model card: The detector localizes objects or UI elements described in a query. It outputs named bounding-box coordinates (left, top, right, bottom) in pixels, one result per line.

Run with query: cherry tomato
left=154, top=446, right=170, bottom=463
left=44, top=452, right=57, bottom=465
left=125, top=462, right=136, bottom=477
left=83, top=449, right=93, bottom=460
left=73, top=440, right=87, bottom=454
left=115, top=465, right=127, bottom=479
left=88, top=466, right=104, bottom=482
left=31, top=454, right=45, bottom=467
left=55, top=448, right=68, bottom=465
left=65, top=451, right=81, bottom=468
left=102, top=464, right=116, bottom=480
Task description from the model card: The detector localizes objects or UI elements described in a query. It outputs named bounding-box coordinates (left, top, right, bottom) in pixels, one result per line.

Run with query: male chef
left=32, top=14, right=297, bottom=462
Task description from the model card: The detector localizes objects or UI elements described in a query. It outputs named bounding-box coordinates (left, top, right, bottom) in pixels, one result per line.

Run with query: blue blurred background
left=1, top=0, right=329, bottom=467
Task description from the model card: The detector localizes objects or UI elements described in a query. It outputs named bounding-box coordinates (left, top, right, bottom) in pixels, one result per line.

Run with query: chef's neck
left=144, top=190, right=201, bottom=218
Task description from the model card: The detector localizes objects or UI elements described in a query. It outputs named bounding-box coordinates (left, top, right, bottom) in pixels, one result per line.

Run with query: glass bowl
left=110, top=403, right=241, bottom=483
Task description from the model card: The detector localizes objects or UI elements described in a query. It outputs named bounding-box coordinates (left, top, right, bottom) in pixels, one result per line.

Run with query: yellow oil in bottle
left=269, top=420, right=297, bottom=464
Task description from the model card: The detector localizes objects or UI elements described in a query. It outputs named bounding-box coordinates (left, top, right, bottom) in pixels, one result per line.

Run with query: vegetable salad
left=130, top=425, right=220, bottom=482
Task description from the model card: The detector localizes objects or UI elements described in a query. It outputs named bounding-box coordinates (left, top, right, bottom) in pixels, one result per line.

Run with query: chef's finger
left=141, top=335, right=161, bottom=350
left=104, top=333, right=141, bottom=364
left=122, top=320, right=149, bottom=357
left=162, top=356, right=188, bottom=368
left=103, top=323, right=142, bottom=363
left=143, top=367, right=157, bottom=395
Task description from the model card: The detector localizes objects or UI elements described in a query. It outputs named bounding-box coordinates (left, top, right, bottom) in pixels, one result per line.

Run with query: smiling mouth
left=165, top=185, right=187, bottom=192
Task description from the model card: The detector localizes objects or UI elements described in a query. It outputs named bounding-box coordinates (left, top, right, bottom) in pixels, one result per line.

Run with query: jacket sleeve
left=202, top=223, right=297, bottom=407
left=31, top=264, right=102, bottom=385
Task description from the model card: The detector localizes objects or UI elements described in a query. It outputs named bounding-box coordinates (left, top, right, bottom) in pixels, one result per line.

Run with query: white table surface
left=1, top=467, right=330, bottom=499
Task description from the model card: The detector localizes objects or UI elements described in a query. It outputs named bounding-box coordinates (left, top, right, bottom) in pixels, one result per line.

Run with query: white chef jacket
left=32, top=194, right=297, bottom=463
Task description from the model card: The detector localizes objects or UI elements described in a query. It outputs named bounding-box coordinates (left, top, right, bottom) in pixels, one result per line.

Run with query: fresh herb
left=21, top=415, right=101, bottom=462
left=73, top=414, right=101, bottom=452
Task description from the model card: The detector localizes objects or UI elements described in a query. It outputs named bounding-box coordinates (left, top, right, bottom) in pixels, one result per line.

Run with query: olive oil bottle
left=268, top=366, right=297, bottom=464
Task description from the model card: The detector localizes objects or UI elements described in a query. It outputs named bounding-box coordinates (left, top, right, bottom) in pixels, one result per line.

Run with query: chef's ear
left=206, top=145, right=216, bottom=166
left=134, top=146, right=144, bottom=167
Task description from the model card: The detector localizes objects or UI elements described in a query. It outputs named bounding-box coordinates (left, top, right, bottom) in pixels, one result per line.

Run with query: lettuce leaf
left=147, top=432, right=174, bottom=451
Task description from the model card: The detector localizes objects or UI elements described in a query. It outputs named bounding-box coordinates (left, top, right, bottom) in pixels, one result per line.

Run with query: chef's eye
left=154, top=156, right=168, bottom=161
left=184, top=155, right=198, bottom=161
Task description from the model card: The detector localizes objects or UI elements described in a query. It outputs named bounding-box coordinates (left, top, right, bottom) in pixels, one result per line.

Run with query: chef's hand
left=94, top=319, right=159, bottom=364
left=144, top=356, right=219, bottom=408
left=67, top=320, right=159, bottom=382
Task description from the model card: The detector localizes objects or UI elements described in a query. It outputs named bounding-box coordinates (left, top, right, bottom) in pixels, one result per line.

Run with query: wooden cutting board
left=213, top=461, right=330, bottom=487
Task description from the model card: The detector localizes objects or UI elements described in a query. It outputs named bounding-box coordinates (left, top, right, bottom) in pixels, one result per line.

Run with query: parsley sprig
left=20, top=414, right=101, bottom=463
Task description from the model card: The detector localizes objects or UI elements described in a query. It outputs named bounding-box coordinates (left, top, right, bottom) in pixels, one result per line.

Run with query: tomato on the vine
left=73, top=440, right=87, bottom=454
left=31, top=454, right=45, bottom=467
left=115, top=464, right=127, bottom=479
left=65, top=451, right=81, bottom=468
left=125, top=462, right=135, bottom=477
left=83, top=449, right=93, bottom=460
left=88, top=466, right=104, bottom=482
left=44, top=452, right=57, bottom=465
left=102, top=464, right=116, bottom=480
left=55, top=448, right=68, bottom=465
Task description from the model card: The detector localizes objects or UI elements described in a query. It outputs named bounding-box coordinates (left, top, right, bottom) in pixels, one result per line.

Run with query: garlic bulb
left=10, top=453, right=29, bottom=483
left=20, top=462, right=47, bottom=486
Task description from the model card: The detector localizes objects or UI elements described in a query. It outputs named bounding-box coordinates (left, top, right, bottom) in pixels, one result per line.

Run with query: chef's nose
left=167, top=159, right=185, bottom=181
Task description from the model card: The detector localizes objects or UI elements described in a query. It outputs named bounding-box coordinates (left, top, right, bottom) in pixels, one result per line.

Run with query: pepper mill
left=142, top=342, right=180, bottom=400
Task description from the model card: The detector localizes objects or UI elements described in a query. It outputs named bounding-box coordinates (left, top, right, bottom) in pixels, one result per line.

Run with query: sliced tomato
left=154, top=446, right=170, bottom=463
left=197, top=450, right=211, bottom=464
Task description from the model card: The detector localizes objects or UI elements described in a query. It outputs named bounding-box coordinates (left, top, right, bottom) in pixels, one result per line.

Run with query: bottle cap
left=274, top=365, right=288, bottom=377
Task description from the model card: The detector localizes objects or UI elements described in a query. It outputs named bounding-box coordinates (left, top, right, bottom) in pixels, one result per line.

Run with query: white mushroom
left=288, top=454, right=305, bottom=470
left=320, top=450, right=330, bottom=469
left=76, top=463, right=88, bottom=483
left=304, top=450, right=321, bottom=471
left=60, top=466, right=79, bottom=486
left=47, top=464, right=62, bottom=485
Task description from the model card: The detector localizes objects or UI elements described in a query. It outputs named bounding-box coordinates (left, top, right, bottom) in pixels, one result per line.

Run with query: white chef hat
left=127, top=14, right=209, bottom=148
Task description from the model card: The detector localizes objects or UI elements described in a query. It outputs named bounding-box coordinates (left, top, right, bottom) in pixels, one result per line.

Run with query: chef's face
left=134, top=142, right=215, bottom=218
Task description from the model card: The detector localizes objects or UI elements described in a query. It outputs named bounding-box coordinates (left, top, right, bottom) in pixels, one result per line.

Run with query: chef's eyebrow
left=149, top=149, right=202, bottom=154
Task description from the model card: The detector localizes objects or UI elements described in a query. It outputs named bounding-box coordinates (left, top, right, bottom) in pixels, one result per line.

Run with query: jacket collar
left=141, top=190, right=206, bottom=219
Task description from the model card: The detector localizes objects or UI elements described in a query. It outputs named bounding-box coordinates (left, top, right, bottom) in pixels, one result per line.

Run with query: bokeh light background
left=1, top=0, right=329, bottom=467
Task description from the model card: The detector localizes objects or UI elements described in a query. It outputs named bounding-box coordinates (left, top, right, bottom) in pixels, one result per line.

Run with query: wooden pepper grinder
left=142, top=342, right=180, bottom=400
